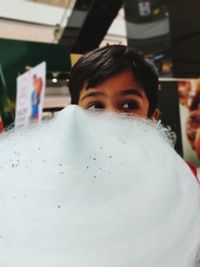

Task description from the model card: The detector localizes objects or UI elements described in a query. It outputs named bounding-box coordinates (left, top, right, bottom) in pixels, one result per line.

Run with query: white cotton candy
left=0, top=105, right=200, bottom=267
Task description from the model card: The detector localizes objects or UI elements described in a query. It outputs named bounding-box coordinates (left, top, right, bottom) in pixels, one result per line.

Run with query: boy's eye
left=87, top=103, right=104, bottom=111
left=122, top=101, right=139, bottom=111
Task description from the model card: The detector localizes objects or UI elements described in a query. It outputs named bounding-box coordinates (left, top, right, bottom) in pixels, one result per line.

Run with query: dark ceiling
left=59, top=0, right=123, bottom=53
left=168, top=0, right=200, bottom=77
left=59, top=0, right=200, bottom=77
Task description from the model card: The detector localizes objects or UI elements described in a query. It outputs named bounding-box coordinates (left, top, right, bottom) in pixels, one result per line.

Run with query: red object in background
left=0, top=117, right=3, bottom=133
left=186, top=161, right=198, bottom=181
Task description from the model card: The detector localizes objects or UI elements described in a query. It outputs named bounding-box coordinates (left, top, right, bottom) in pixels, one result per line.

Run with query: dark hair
left=68, top=45, right=159, bottom=116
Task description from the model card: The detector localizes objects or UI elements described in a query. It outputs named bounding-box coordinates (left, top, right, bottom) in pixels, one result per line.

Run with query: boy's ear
left=151, top=108, right=160, bottom=121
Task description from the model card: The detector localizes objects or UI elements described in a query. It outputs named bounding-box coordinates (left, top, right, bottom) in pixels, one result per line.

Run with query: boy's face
left=78, top=70, right=159, bottom=119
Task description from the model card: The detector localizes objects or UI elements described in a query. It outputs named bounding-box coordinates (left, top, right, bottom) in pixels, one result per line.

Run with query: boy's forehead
left=79, top=73, right=148, bottom=105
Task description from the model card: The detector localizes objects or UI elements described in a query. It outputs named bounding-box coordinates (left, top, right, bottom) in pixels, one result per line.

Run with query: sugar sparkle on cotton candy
left=0, top=105, right=200, bottom=267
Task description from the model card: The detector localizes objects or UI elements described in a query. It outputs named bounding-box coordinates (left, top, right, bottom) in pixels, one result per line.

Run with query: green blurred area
left=0, top=38, right=71, bottom=127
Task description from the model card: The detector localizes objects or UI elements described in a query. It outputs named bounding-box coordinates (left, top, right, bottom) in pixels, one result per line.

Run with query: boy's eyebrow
left=120, top=89, right=144, bottom=99
left=80, top=92, right=105, bottom=102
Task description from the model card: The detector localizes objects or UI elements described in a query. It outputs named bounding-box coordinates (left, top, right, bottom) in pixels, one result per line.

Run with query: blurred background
left=1, top=0, right=200, bottom=165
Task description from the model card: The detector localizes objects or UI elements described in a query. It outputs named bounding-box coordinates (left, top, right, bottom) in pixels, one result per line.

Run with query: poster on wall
left=15, top=62, right=46, bottom=128
left=178, top=79, right=200, bottom=167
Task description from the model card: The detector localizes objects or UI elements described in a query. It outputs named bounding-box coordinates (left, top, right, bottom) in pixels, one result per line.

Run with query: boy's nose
left=105, top=105, right=119, bottom=113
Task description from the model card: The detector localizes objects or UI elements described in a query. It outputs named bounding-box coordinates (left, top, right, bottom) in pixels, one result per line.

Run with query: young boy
left=68, top=44, right=198, bottom=177
left=69, top=45, right=159, bottom=120
left=0, top=45, right=199, bottom=266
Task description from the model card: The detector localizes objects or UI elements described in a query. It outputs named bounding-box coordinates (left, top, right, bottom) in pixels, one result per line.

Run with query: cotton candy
left=0, top=105, right=200, bottom=267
